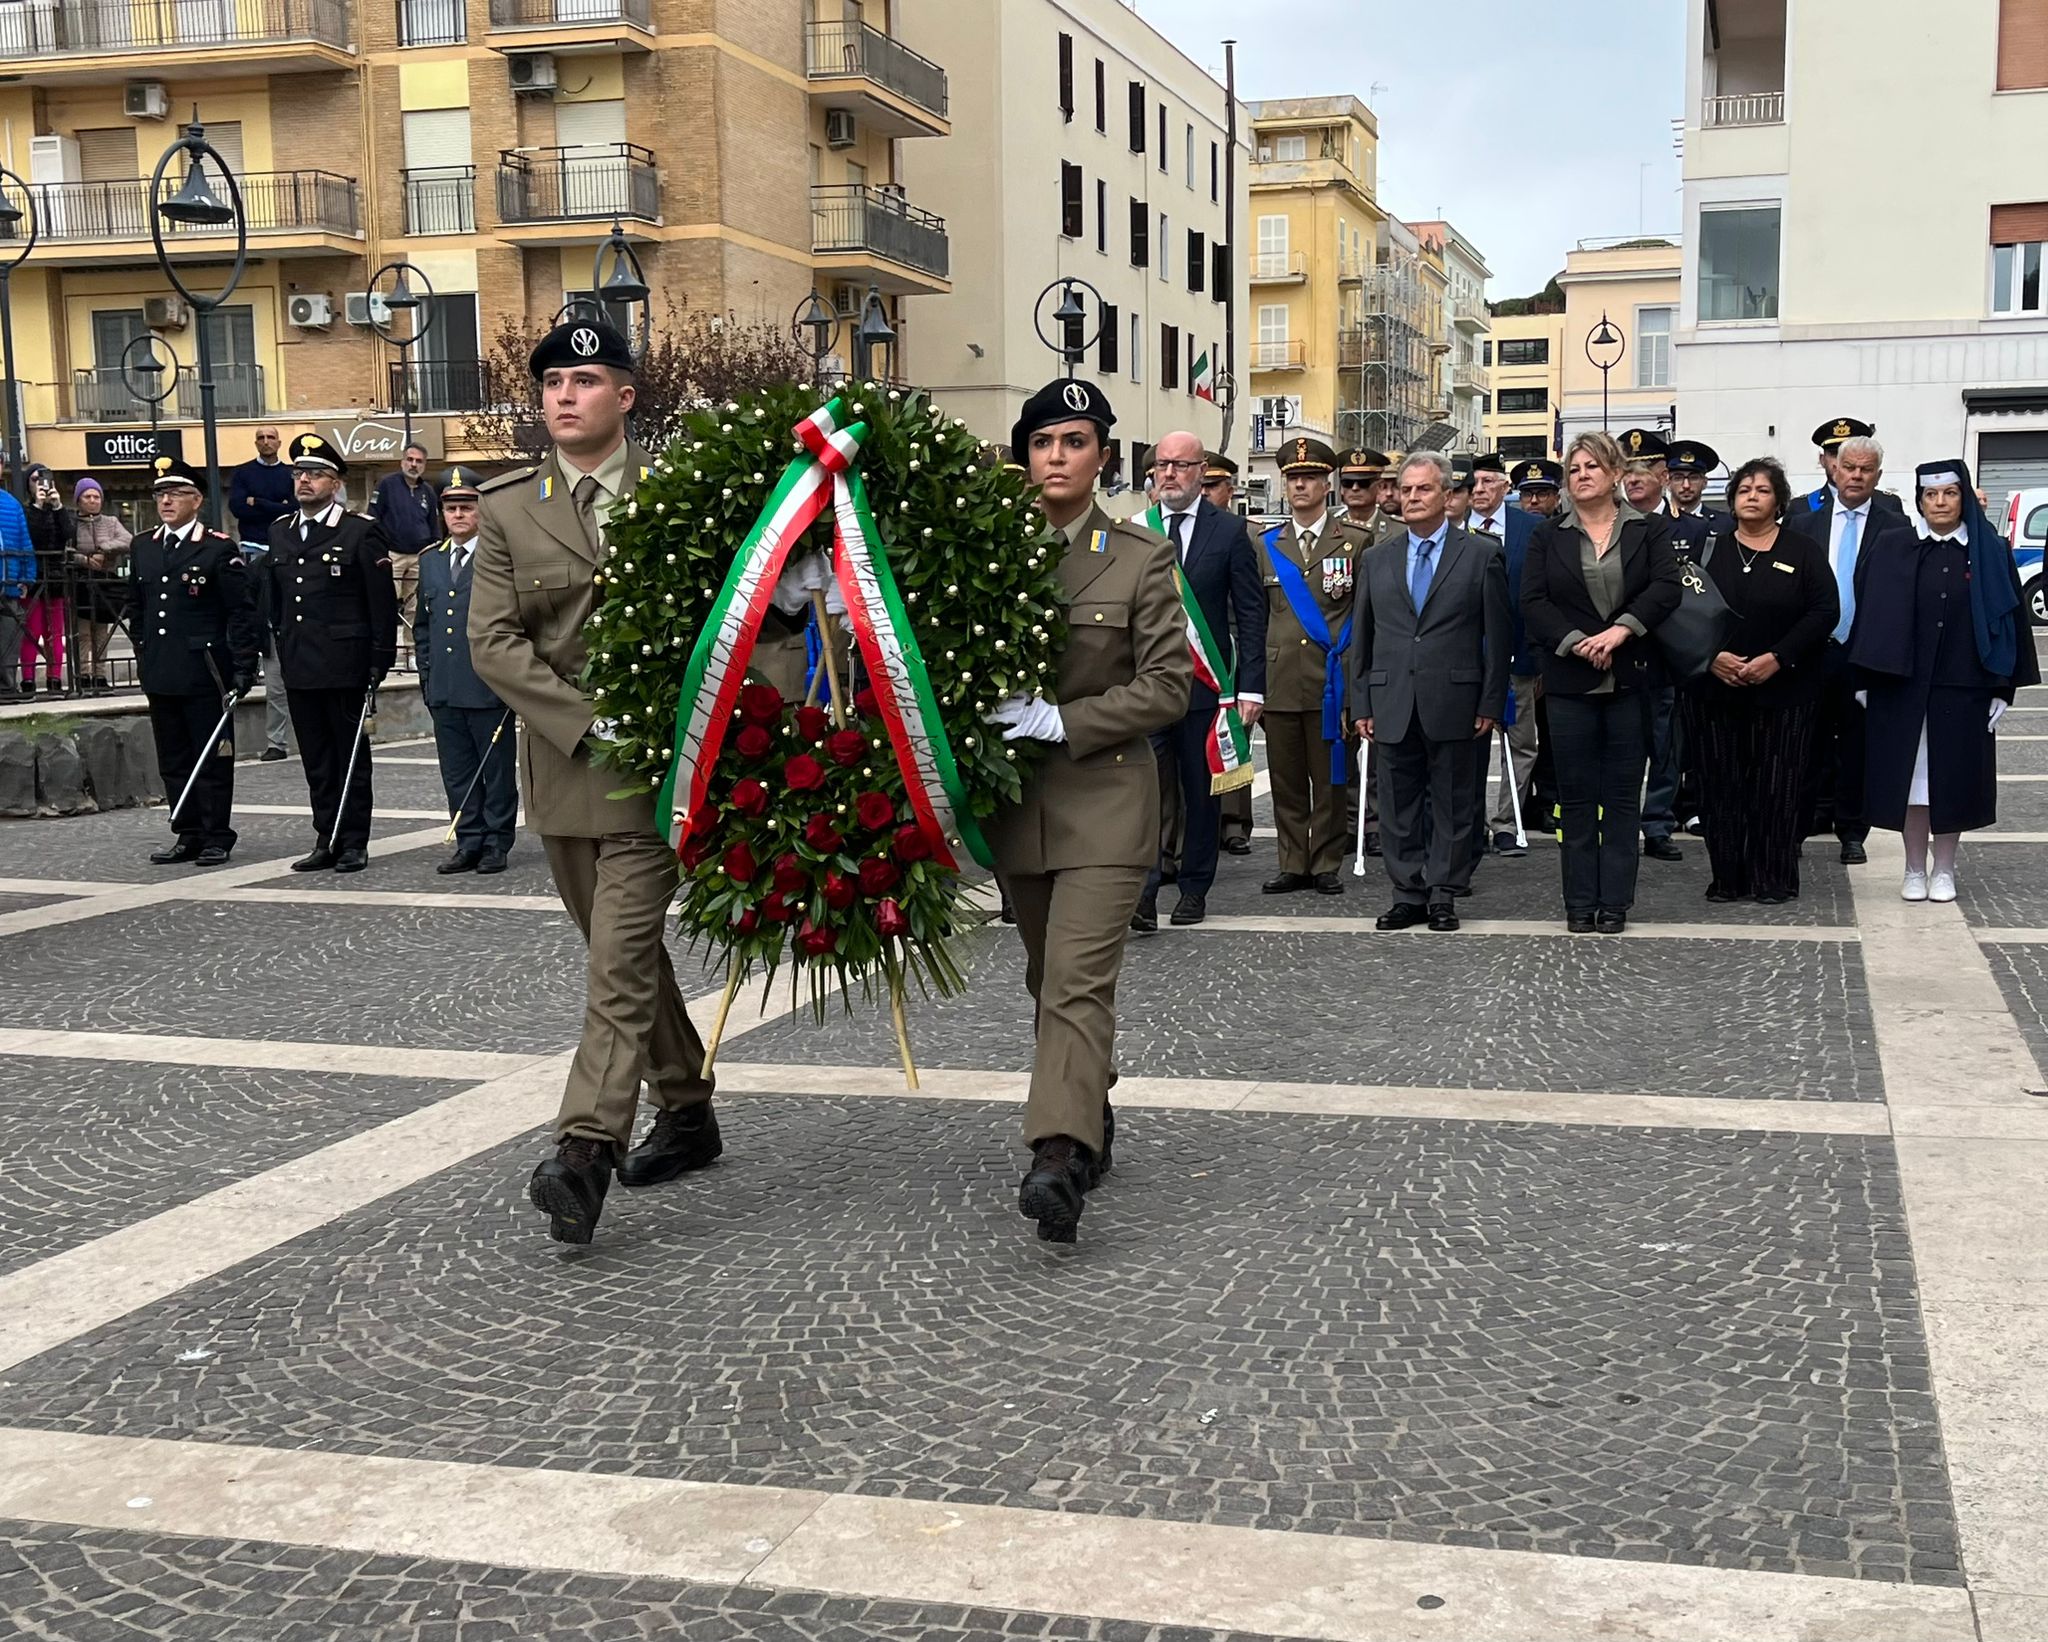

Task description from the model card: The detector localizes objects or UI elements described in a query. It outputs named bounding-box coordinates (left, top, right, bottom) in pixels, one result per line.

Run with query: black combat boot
left=529, top=1136, right=613, bottom=1245
left=1019, top=1135, right=1095, bottom=1243
left=617, top=1101, right=723, bottom=1188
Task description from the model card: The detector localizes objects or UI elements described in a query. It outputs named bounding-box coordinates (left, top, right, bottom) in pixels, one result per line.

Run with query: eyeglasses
left=1150, top=458, right=1204, bottom=473
left=1339, top=477, right=1374, bottom=488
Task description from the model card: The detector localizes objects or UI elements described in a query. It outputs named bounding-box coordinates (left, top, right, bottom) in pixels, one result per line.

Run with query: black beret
left=1813, top=417, right=1875, bottom=451
left=289, top=432, right=347, bottom=477
left=529, top=318, right=636, bottom=378
left=1470, top=451, right=1508, bottom=475
left=1665, top=440, right=1721, bottom=475
left=149, top=455, right=207, bottom=494
left=1011, top=377, right=1116, bottom=459
left=1618, top=429, right=1669, bottom=462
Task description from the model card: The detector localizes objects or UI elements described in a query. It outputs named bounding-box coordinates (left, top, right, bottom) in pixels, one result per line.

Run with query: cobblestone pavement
left=0, top=698, right=2042, bottom=1641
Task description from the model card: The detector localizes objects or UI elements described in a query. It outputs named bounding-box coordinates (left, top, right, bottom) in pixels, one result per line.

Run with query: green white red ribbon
left=1145, top=505, right=1254, bottom=795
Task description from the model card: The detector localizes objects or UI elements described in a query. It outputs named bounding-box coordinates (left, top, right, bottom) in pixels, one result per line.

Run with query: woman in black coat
left=1521, top=431, right=1683, bottom=933
left=1848, top=459, right=2039, bottom=904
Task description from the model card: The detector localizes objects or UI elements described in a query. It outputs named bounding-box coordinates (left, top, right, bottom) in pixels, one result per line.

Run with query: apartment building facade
left=0, top=0, right=951, bottom=500
left=1482, top=309, right=1565, bottom=463
left=1407, top=218, right=1490, bottom=449
left=1678, top=0, right=2048, bottom=496
left=1556, top=236, right=1681, bottom=449
left=897, top=0, right=1247, bottom=491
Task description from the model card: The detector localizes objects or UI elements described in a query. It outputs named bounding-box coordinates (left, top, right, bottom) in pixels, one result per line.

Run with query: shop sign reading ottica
left=315, top=417, right=446, bottom=464
left=87, top=429, right=187, bottom=467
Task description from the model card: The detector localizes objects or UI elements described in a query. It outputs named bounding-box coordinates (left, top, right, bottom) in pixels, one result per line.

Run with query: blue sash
left=1263, top=525, right=1353, bottom=784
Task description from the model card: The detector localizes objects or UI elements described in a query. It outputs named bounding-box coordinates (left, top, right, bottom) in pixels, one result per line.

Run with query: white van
left=2004, top=489, right=2048, bottom=625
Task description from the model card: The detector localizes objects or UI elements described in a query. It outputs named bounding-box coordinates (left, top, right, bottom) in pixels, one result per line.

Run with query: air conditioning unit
left=832, top=283, right=860, bottom=317
left=825, top=108, right=857, bottom=149
left=344, top=291, right=392, bottom=327
left=288, top=293, right=333, bottom=329
left=124, top=80, right=170, bottom=121
left=27, top=134, right=80, bottom=237
left=508, top=53, right=557, bottom=94
left=143, top=294, right=189, bottom=330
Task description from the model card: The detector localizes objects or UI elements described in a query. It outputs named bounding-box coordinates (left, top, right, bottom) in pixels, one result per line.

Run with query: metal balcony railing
left=1249, top=251, right=1306, bottom=281
left=66, top=363, right=266, bottom=422
left=0, top=0, right=350, bottom=58
left=497, top=144, right=658, bottom=224
left=389, top=358, right=485, bottom=415
left=3, top=170, right=359, bottom=241
left=1450, top=362, right=1488, bottom=394
left=403, top=165, right=476, bottom=234
left=1703, top=90, right=1784, bottom=128
left=810, top=183, right=949, bottom=279
left=487, top=0, right=648, bottom=27
left=397, top=0, right=464, bottom=44
left=1251, top=340, right=1306, bottom=371
left=177, top=364, right=265, bottom=420
left=803, top=19, right=948, bottom=119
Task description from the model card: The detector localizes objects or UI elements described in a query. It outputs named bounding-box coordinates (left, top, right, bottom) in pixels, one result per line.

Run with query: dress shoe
left=1019, top=1135, right=1095, bottom=1243
left=1840, top=838, right=1869, bottom=865
left=1755, top=891, right=1792, bottom=905
left=1222, top=836, right=1252, bottom=855
left=476, top=849, right=508, bottom=875
left=529, top=1135, right=613, bottom=1245
left=1492, top=831, right=1525, bottom=857
left=437, top=849, right=482, bottom=876
left=259, top=746, right=288, bottom=762
left=1428, top=902, right=1460, bottom=932
left=618, top=1101, right=722, bottom=1188
left=1376, top=902, right=1429, bottom=931
left=1902, top=869, right=1929, bottom=903
left=17, top=680, right=32, bottom=699
left=1705, top=884, right=1741, bottom=903
left=1567, top=911, right=1597, bottom=933
left=149, top=839, right=201, bottom=866
left=1313, top=872, right=1345, bottom=896
left=1643, top=836, right=1684, bottom=862
left=194, top=845, right=232, bottom=867
left=1363, top=832, right=1382, bottom=858
left=291, top=846, right=336, bottom=873
left=1130, top=894, right=1159, bottom=934
left=999, top=890, right=1017, bottom=925
left=333, top=847, right=369, bottom=874
left=1170, top=892, right=1207, bottom=926
left=1595, top=909, right=1628, bottom=934
left=1929, top=870, right=1957, bottom=904
left=1263, top=871, right=1312, bottom=895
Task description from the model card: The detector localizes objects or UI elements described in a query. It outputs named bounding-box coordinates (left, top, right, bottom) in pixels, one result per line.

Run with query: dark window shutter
left=1187, top=229, right=1205, bottom=293
left=1060, top=162, right=1084, bottom=239
left=1211, top=241, right=1230, bottom=301
left=1161, top=324, right=1180, bottom=389
left=1131, top=198, right=1149, bottom=267
left=1057, top=33, right=1074, bottom=119
left=1129, top=82, right=1146, bottom=153
left=1094, top=59, right=1106, bottom=132
left=1100, top=302, right=1120, bottom=373
left=1095, top=180, right=1108, bottom=253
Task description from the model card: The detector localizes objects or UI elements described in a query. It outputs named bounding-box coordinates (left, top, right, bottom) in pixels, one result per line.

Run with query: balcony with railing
left=388, top=358, right=485, bottom=416
left=485, top=0, right=650, bottom=50
left=1702, top=90, right=1784, bottom=127
left=0, top=0, right=354, bottom=77
left=1451, top=295, right=1489, bottom=333
left=803, top=19, right=948, bottom=138
left=403, top=165, right=476, bottom=235
left=496, top=144, right=659, bottom=230
left=1249, top=250, right=1307, bottom=285
left=810, top=183, right=949, bottom=292
left=1450, top=361, right=1488, bottom=396
left=397, top=0, right=465, bottom=45
left=64, top=363, right=266, bottom=423
left=1, top=169, right=361, bottom=263
left=1251, top=339, right=1307, bottom=373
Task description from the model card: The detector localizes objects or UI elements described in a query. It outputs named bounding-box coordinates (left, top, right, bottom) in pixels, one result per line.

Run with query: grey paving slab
left=0, top=1520, right=1290, bottom=1642
left=0, top=901, right=587, bottom=1053
left=732, top=927, right=1883, bottom=1101
left=0, top=807, right=434, bottom=886
left=1979, top=780, right=2048, bottom=830
left=231, top=754, right=453, bottom=812
left=1947, top=842, right=2048, bottom=928
left=1981, top=944, right=2048, bottom=1082
left=1993, top=737, right=2048, bottom=774
left=0, top=1098, right=1955, bottom=1583
left=0, top=1058, right=467, bottom=1277
left=0, top=890, right=67, bottom=914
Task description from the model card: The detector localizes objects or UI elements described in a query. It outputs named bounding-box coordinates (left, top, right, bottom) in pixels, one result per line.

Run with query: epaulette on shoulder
left=478, top=466, right=536, bottom=496
left=1114, top=516, right=1170, bottom=548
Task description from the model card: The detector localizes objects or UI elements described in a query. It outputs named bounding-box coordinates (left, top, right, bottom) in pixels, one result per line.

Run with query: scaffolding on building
left=1336, top=247, right=1438, bottom=455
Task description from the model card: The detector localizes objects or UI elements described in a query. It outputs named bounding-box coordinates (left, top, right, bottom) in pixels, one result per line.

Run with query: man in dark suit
left=1134, top=430, right=1265, bottom=930
left=1350, top=452, right=1510, bottom=932
left=1464, top=453, right=1540, bottom=857
left=261, top=433, right=399, bottom=873
left=1785, top=424, right=1907, bottom=864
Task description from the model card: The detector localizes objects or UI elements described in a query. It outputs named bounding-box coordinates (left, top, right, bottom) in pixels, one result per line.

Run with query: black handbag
left=1654, top=535, right=1733, bottom=683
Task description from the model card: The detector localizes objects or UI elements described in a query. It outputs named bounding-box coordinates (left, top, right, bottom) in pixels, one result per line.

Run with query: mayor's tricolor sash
left=1262, top=523, right=1353, bottom=785
left=1145, top=505, right=1253, bottom=794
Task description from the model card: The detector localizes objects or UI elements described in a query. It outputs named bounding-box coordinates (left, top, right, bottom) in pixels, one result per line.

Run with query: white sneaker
left=1929, top=871, right=1957, bottom=903
left=1902, top=870, right=1929, bottom=902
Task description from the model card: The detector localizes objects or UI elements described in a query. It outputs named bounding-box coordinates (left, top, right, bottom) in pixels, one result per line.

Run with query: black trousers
left=432, top=704, right=517, bottom=853
left=1381, top=719, right=1481, bottom=907
left=1145, top=704, right=1223, bottom=900
left=1807, top=641, right=1868, bottom=843
left=1687, top=692, right=1818, bottom=900
left=151, top=691, right=236, bottom=850
left=290, top=685, right=373, bottom=852
left=1546, top=692, right=1650, bottom=916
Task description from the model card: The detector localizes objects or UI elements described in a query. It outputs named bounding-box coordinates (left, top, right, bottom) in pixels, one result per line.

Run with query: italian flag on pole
left=1192, top=347, right=1215, bottom=402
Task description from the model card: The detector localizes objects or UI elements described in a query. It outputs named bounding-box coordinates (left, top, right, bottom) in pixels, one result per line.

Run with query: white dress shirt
left=1471, top=509, right=1504, bottom=537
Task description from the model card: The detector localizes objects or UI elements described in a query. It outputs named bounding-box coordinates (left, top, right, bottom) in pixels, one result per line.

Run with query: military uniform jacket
left=416, top=538, right=505, bottom=712
left=127, top=523, right=261, bottom=698
left=261, top=507, right=399, bottom=689
left=1260, top=511, right=1376, bottom=713
left=988, top=505, right=1192, bottom=875
left=468, top=442, right=656, bottom=838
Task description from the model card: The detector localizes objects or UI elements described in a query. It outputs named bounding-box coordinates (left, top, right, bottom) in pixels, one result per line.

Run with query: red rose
left=875, top=898, right=909, bottom=938
left=761, top=894, right=798, bottom=924
left=827, top=729, right=866, bottom=768
left=858, top=857, right=901, bottom=897
left=785, top=754, right=826, bottom=793
left=796, top=918, right=838, bottom=957
left=854, top=687, right=879, bottom=718
left=739, top=682, right=784, bottom=724
left=735, top=724, right=773, bottom=761
left=732, top=908, right=761, bottom=936
left=795, top=704, right=830, bottom=742
left=893, top=823, right=934, bottom=864
left=687, top=806, right=718, bottom=840
left=823, top=870, right=857, bottom=911
left=804, top=814, right=843, bottom=854
left=722, top=841, right=758, bottom=882
left=772, top=853, right=807, bottom=895
left=855, top=791, right=897, bottom=831
left=731, top=778, right=770, bottom=817
left=679, top=835, right=710, bottom=870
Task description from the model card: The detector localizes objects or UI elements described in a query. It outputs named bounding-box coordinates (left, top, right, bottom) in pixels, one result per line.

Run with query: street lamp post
left=591, top=219, right=652, bottom=364
left=1585, top=311, right=1626, bottom=435
left=369, top=259, right=436, bottom=448
left=790, top=283, right=895, bottom=391
left=149, top=116, right=247, bottom=530
left=0, top=168, right=40, bottom=500
left=1033, top=275, right=1102, bottom=380
left=118, top=333, right=182, bottom=443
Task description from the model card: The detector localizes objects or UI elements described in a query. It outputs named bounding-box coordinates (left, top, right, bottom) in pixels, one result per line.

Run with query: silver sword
left=168, top=690, right=243, bottom=833
left=326, top=685, right=375, bottom=852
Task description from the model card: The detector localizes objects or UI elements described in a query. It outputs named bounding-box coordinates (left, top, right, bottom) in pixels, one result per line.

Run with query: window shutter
left=1992, top=202, right=2048, bottom=244
left=1057, top=32, right=1073, bottom=119
left=1187, top=229, right=1204, bottom=293
left=1128, top=81, right=1146, bottom=153
left=1099, top=302, right=1119, bottom=374
left=1999, top=0, right=2048, bottom=91
left=1212, top=241, right=1230, bottom=301
left=1130, top=198, right=1148, bottom=267
left=402, top=108, right=472, bottom=170
left=555, top=98, right=626, bottom=150
left=1060, top=161, right=1083, bottom=238
left=1094, top=60, right=1106, bottom=132
left=75, top=127, right=137, bottom=181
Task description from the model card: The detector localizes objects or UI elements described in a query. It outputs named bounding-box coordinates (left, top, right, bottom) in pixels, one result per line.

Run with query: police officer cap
left=149, top=455, right=207, bottom=494
left=529, top=317, right=636, bottom=378
left=1010, top=377, right=1117, bottom=459
left=1447, top=453, right=1476, bottom=489
left=1338, top=446, right=1389, bottom=477
left=1277, top=436, right=1339, bottom=476
left=1813, top=416, right=1875, bottom=452
left=1618, top=428, right=1669, bottom=463
left=1511, top=458, right=1563, bottom=491
left=438, top=464, right=483, bottom=499
left=1203, top=452, right=1239, bottom=481
left=1470, top=451, right=1508, bottom=475
left=290, top=432, right=347, bottom=478
left=1666, top=440, right=1721, bottom=475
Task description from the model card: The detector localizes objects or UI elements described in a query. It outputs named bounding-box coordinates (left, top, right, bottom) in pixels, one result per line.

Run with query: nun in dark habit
left=1847, top=459, right=2039, bottom=902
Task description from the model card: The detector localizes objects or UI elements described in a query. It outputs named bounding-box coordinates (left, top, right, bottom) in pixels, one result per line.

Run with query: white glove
left=770, top=552, right=832, bottom=616
left=987, top=693, right=1066, bottom=744
left=1854, top=690, right=1868, bottom=708
left=1990, top=699, right=2009, bottom=731
left=588, top=716, right=623, bottom=744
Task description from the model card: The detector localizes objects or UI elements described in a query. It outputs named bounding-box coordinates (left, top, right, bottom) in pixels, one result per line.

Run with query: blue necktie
left=1833, top=509, right=1860, bottom=643
left=1410, top=538, right=1436, bottom=612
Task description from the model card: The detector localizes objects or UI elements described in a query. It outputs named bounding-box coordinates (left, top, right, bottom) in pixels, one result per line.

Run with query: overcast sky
left=1129, top=0, right=1687, bottom=297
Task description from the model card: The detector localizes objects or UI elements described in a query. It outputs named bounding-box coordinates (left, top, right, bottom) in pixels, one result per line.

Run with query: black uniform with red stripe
left=128, top=522, right=261, bottom=851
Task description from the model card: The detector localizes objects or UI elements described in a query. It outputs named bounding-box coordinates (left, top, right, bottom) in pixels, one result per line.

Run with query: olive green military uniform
left=989, top=503, right=1191, bottom=1153
left=1261, top=508, right=1376, bottom=876
left=468, top=439, right=712, bottom=1153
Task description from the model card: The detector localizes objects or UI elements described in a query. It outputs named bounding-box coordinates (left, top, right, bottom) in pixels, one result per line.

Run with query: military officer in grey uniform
left=419, top=465, right=516, bottom=874
left=992, top=377, right=1191, bottom=1243
left=469, top=317, right=716, bottom=1246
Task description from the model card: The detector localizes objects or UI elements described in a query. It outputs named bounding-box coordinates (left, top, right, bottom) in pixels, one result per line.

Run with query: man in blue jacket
left=227, top=427, right=298, bottom=758
left=0, top=477, right=34, bottom=698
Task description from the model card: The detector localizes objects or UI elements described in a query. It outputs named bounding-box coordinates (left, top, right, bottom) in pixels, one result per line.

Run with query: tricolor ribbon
left=658, top=398, right=993, bottom=874
left=1146, top=506, right=1254, bottom=795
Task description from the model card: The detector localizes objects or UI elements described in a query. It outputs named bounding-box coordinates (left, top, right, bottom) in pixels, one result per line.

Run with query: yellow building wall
left=398, top=59, right=471, bottom=112
left=1247, top=181, right=1384, bottom=435
left=61, top=268, right=287, bottom=405
left=1483, top=311, right=1565, bottom=455
left=1561, top=272, right=1679, bottom=426
left=40, top=83, right=277, bottom=174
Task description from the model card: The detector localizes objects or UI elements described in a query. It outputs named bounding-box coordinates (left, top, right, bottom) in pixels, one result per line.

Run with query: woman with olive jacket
left=1520, top=430, right=1684, bottom=933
